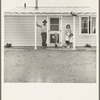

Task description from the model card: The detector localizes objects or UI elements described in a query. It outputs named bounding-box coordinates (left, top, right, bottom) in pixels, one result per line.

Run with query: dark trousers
left=41, top=32, right=47, bottom=47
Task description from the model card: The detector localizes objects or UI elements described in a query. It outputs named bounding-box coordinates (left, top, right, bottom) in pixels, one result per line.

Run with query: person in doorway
left=36, top=20, right=47, bottom=48
left=54, top=33, right=58, bottom=48
left=65, top=24, right=72, bottom=48
left=69, top=33, right=74, bottom=48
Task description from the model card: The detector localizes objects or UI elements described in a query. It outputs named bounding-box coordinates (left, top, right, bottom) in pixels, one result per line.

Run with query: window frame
left=91, top=16, right=96, bottom=34
left=79, top=16, right=96, bottom=35
left=50, top=18, right=60, bottom=31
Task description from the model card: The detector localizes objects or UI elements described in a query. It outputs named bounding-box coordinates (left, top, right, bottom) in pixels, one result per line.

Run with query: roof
left=5, top=6, right=97, bottom=15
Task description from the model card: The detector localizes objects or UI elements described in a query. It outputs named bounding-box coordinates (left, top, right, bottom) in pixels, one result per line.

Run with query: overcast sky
left=3, top=0, right=98, bottom=11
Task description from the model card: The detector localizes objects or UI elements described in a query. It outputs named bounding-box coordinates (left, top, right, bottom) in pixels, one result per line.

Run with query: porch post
left=47, top=16, right=49, bottom=46
left=60, top=16, right=63, bottom=47
left=73, top=16, right=76, bottom=49
left=34, top=14, right=37, bottom=50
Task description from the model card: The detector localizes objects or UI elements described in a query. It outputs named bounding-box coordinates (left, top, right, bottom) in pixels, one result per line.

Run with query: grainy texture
left=4, top=47, right=96, bottom=83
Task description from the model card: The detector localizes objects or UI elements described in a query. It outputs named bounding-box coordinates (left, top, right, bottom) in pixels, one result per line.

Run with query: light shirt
left=65, top=28, right=72, bottom=41
left=65, top=28, right=72, bottom=34
left=69, top=36, right=73, bottom=42
left=41, top=25, right=47, bottom=33
left=65, top=33, right=70, bottom=41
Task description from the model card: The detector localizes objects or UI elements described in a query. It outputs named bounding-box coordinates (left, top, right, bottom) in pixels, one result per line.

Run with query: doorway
left=48, top=17, right=62, bottom=46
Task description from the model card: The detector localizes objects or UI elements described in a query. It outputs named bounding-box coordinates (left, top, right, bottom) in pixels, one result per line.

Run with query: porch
left=4, top=7, right=96, bottom=47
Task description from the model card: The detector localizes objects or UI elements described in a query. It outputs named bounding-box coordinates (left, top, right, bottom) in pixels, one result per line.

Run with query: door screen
left=50, top=18, right=59, bottom=31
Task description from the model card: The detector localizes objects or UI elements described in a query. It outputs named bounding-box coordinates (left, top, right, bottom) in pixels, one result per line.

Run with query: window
left=80, top=16, right=96, bottom=34
left=81, top=17, right=88, bottom=33
left=91, top=17, right=96, bottom=33
left=50, top=18, right=59, bottom=31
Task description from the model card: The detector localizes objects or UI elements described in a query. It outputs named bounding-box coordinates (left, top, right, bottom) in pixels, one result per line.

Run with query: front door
left=48, top=17, right=61, bottom=46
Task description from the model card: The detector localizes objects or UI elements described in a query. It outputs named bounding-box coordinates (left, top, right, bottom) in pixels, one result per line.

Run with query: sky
left=3, top=0, right=98, bottom=11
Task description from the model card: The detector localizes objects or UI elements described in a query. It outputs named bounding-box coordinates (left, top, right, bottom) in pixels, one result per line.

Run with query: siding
left=37, top=16, right=47, bottom=46
left=75, top=17, right=96, bottom=46
left=62, top=16, right=96, bottom=46
left=5, top=15, right=96, bottom=47
left=5, top=16, right=35, bottom=46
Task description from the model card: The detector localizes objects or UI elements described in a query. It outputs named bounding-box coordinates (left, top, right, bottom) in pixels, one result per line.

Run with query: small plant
left=5, top=43, right=12, bottom=48
left=85, top=44, right=92, bottom=48
left=62, top=45, right=66, bottom=48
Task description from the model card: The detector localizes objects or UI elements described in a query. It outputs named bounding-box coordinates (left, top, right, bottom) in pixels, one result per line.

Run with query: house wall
left=5, top=15, right=35, bottom=46
left=4, top=15, right=47, bottom=46
left=75, top=17, right=96, bottom=46
left=62, top=16, right=96, bottom=46
left=4, top=15, right=96, bottom=47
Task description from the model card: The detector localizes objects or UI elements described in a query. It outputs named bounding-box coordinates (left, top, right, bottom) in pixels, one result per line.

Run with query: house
left=4, top=2, right=97, bottom=49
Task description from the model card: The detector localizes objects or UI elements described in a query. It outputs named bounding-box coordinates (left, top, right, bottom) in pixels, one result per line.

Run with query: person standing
left=69, top=33, right=74, bottom=48
left=36, top=20, right=47, bottom=48
left=54, top=33, right=58, bottom=48
left=65, top=24, right=72, bottom=48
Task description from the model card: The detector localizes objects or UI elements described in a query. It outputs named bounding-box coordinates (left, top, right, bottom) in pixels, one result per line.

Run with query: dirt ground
left=4, top=47, right=96, bottom=83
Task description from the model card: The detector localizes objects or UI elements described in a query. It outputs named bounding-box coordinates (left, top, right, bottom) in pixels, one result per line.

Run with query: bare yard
left=4, top=47, right=96, bottom=83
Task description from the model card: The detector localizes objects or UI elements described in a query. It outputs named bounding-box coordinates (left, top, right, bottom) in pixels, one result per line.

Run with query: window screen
left=81, top=16, right=96, bottom=34
left=50, top=18, right=59, bottom=31
left=81, top=17, right=88, bottom=33
left=91, top=17, right=96, bottom=33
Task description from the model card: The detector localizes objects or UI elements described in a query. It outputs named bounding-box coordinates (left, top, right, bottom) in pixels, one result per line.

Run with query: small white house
left=4, top=3, right=97, bottom=49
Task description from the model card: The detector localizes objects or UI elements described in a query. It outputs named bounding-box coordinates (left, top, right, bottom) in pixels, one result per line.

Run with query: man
left=36, top=20, right=47, bottom=48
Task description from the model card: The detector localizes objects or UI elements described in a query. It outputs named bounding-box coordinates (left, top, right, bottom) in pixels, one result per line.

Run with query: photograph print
left=4, top=0, right=98, bottom=83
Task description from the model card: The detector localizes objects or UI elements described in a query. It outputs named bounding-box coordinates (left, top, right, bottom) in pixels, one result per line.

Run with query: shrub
left=5, top=43, right=12, bottom=48
left=85, top=44, right=92, bottom=48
